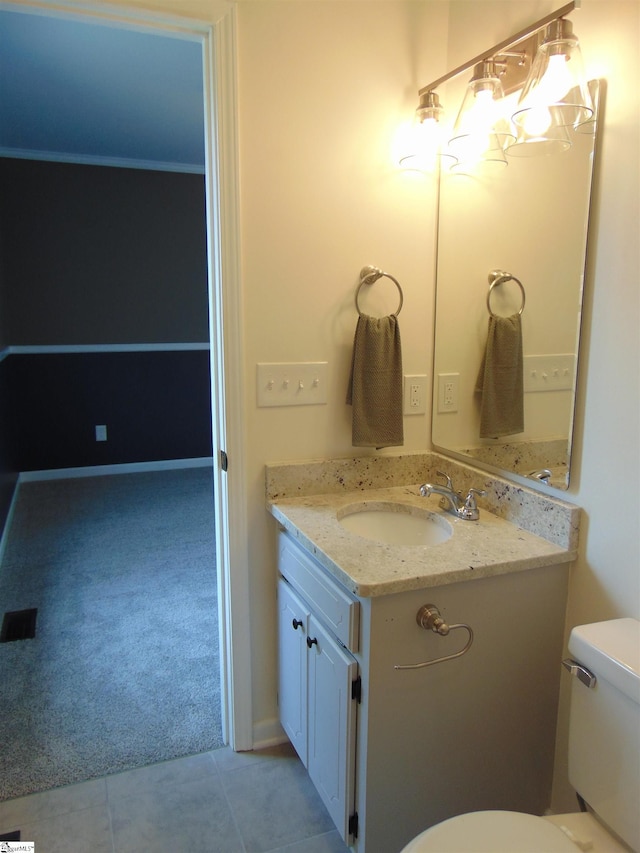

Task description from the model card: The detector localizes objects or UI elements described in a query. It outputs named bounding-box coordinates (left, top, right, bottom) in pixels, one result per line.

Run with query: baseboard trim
left=251, top=718, right=287, bottom=752
left=19, top=457, right=214, bottom=483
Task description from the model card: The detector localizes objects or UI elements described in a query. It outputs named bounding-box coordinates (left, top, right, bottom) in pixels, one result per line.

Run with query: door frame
left=3, top=0, right=251, bottom=750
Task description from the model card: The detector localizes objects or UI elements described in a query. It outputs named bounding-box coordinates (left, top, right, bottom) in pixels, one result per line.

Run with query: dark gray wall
left=0, top=158, right=209, bottom=344
left=11, top=351, right=211, bottom=471
left=0, top=158, right=211, bottom=534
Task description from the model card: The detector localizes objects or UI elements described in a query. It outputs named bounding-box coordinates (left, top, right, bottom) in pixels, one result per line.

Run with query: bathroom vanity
left=267, top=454, right=580, bottom=853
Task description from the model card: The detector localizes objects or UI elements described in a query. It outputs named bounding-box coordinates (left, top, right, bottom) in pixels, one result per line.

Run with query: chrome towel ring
left=356, top=265, right=404, bottom=317
left=487, top=269, right=525, bottom=318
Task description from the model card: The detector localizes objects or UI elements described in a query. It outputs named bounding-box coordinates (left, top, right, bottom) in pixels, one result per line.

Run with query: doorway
left=0, top=0, right=249, bottom=791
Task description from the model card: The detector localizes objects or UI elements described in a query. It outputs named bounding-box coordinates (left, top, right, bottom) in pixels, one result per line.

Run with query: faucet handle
left=436, top=470, right=455, bottom=491
left=461, top=487, right=486, bottom=520
left=466, top=487, right=486, bottom=502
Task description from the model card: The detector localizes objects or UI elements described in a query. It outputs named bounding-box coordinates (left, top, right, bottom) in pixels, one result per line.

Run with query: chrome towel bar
left=394, top=604, right=474, bottom=670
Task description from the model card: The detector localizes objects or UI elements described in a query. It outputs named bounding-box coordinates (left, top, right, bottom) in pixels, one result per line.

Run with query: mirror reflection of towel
left=475, top=314, right=524, bottom=438
left=346, top=314, right=404, bottom=448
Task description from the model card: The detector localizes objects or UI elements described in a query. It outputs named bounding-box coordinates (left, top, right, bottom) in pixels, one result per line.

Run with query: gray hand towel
left=475, top=313, right=524, bottom=438
left=346, top=314, right=404, bottom=448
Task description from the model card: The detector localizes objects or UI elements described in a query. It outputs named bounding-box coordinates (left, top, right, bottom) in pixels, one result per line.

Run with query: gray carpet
left=0, top=467, right=223, bottom=801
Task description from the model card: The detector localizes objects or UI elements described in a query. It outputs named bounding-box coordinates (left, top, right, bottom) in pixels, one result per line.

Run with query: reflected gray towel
left=346, top=314, right=404, bottom=448
left=475, top=314, right=524, bottom=438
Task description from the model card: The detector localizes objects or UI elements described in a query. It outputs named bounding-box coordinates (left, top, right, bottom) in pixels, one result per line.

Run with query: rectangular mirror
left=431, top=80, right=601, bottom=490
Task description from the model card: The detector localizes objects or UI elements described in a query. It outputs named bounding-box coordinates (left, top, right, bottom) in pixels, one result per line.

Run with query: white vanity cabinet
left=277, top=534, right=360, bottom=844
left=277, top=529, right=571, bottom=853
left=277, top=579, right=308, bottom=762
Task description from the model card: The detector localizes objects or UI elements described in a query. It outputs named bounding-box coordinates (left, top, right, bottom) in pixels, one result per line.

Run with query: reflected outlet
left=437, top=373, right=459, bottom=413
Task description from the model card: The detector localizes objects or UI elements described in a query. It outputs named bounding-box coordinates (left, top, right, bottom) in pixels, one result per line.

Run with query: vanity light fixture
left=405, top=0, right=592, bottom=172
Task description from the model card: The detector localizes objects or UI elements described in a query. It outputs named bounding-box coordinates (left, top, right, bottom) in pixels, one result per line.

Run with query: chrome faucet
left=419, top=471, right=486, bottom=521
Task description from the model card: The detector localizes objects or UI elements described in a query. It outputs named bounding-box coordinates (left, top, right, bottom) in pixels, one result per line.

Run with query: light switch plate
left=257, top=362, right=328, bottom=407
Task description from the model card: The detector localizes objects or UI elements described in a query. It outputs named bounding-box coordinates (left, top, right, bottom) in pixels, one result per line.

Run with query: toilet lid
left=402, top=811, right=579, bottom=853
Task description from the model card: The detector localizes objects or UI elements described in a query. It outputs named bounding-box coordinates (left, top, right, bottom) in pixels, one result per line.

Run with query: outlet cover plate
left=403, top=375, right=427, bottom=415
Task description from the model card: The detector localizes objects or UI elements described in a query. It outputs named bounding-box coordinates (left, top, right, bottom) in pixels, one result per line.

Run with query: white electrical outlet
left=438, top=373, right=459, bottom=413
left=403, top=375, right=427, bottom=415
left=257, top=362, right=328, bottom=407
left=95, top=424, right=107, bottom=442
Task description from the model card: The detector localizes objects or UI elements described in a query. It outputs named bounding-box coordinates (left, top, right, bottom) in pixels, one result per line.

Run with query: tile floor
left=0, top=742, right=350, bottom=853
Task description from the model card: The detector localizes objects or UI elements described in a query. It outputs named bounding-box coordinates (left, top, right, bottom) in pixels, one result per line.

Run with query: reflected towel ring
left=356, top=265, right=404, bottom=317
left=487, top=270, right=525, bottom=318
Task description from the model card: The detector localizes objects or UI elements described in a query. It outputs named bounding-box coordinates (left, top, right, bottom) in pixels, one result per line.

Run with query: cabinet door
left=277, top=578, right=309, bottom=765
left=307, top=613, right=358, bottom=843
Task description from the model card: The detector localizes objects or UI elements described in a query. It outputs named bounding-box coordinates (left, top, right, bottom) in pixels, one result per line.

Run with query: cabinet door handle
left=292, top=618, right=303, bottom=631
left=306, top=636, right=318, bottom=649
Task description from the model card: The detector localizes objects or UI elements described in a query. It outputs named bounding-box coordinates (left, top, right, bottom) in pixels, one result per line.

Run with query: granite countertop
left=268, top=482, right=577, bottom=598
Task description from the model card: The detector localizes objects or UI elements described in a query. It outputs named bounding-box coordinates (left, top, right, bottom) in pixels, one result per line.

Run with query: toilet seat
left=401, top=811, right=579, bottom=853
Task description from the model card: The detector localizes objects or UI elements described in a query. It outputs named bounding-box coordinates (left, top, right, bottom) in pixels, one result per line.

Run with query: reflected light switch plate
left=524, top=354, right=575, bottom=392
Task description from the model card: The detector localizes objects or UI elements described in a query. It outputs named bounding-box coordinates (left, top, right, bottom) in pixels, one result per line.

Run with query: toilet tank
left=566, top=617, right=640, bottom=852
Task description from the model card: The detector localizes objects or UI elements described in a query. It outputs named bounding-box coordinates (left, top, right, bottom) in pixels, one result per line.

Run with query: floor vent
left=0, top=830, right=21, bottom=840
left=0, top=608, right=37, bottom=642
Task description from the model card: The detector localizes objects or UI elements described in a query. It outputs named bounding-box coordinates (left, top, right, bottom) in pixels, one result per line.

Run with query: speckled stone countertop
left=266, top=452, right=580, bottom=598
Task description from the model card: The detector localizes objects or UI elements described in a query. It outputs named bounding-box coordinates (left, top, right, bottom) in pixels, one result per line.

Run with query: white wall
left=446, top=0, right=640, bottom=811
left=237, top=0, right=448, bottom=741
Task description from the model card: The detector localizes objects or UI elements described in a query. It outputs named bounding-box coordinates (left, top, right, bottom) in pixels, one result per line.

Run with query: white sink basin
left=337, top=502, right=452, bottom=547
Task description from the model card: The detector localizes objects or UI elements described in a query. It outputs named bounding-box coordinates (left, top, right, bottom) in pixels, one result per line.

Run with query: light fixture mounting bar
left=418, top=0, right=578, bottom=96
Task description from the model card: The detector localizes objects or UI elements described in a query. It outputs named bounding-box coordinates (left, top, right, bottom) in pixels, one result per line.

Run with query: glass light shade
left=448, top=61, right=516, bottom=164
left=506, top=111, right=572, bottom=157
left=574, top=78, right=599, bottom=135
left=449, top=144, right=508, bottom=175
left=512, top=19, right=593, bottom=130
left=399, top=91, right=457, bottom=172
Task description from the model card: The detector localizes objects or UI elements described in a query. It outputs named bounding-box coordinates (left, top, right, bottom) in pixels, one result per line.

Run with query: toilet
left=402, top=617, right=640, bottom=853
